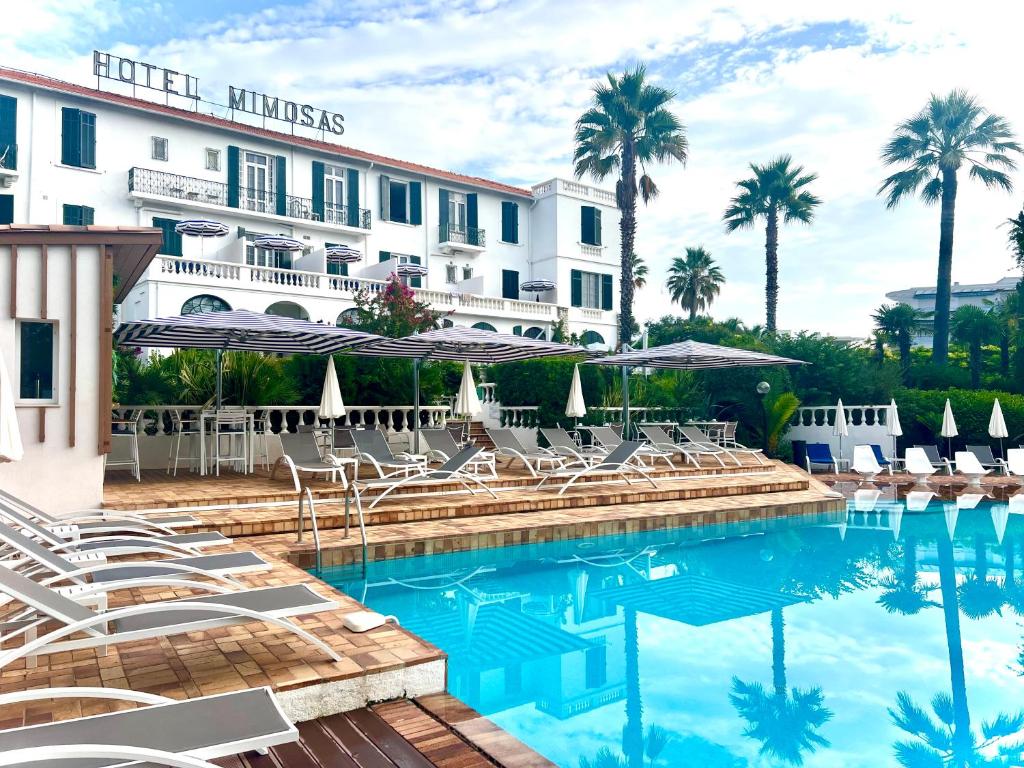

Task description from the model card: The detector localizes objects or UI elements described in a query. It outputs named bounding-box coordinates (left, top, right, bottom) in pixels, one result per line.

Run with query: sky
left=5, top=0, right=1024, bottom=337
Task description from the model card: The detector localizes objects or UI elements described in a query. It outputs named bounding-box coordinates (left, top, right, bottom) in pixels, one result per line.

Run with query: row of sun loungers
left=807, top=442, right=1024, bottom=485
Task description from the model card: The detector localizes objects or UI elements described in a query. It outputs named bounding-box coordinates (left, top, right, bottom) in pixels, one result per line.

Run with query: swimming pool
left=318, top=491, right=1024, bottom=767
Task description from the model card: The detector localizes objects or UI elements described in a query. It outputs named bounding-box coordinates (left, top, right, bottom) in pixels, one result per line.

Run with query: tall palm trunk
left=937, top=533, right=972, bottom=759
left=999, top=334, right=1010, bottom=374
left=618, top=141, right=638, bottom=350
left=898, top=332, right=912, bottom=381
left=969, top=341, right=982, bottom=388
left=932, top=170, right=958, bottom=364
left=771, top=608, right=786, bottom=696
left=764, top=206, right=779, bottom=334
left=623, top=607, right=644, bottom=768
left=688, top=298, right=697, bottom=321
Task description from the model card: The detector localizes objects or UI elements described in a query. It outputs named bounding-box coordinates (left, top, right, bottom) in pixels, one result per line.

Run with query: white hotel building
left=0, top=66, right=621, bottom=346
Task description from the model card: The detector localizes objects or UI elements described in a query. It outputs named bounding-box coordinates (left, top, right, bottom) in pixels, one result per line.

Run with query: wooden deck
left=215, top=693, right=554, bottom=768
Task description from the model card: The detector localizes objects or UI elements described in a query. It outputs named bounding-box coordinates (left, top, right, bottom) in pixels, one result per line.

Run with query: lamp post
left=756, top=381, right=771, bottom=454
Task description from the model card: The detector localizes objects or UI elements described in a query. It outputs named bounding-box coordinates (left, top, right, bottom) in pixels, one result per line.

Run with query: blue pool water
left=317, top=491, right=1024, bottom=767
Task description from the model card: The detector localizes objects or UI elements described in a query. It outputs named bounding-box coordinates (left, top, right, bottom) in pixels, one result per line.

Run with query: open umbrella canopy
left=174, top=219, right=230, bottom=238
left=114, top=310, right=384, bottom=355
left=588, top=340, right=805, bottom=370
left=355, top=326, right=588, bottom=363
left=0, top=350, right=23, bottom=463
left=454, top=361, right=483, bottom=419
left=565, top=363, right=587, bottom=418
left=319, top=356, right=346, bottom=420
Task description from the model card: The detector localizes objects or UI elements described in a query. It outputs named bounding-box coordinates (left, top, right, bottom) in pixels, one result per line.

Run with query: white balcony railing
left=531, top=178, right=617, bottom=206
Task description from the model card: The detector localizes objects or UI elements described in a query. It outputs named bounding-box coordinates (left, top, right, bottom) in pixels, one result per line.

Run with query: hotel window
left=245, top=233, right=291, bottom=269
left=0, top=94, right=16, bottom=170
left=585, top=645, right=607, bottom=689
left=448, top=191, right=467, bottom=234
left=462, top=266, right=473, bottom=281
left=445, top=264, right=457, bottom=284
left=152, top=217, right=183, bottom=257
left=571, top=269, right=613, bottom=310
left=501, top=201, right=519, bottom=244
left=62, top=205, right=94, bottom=226
left=501, top=269, right=519, bottom=299
left=151, top=136, right=168, bottom=162
left=0, top=194, right=13, bottom=225
left=581, top=205, right=602, bottom=246
left=205, top=148, right=221, bottom=171
left=378, top=176, right=422, bottom=225
left=17, top=320, right=57, bottom=403
left=242, top=151, right=274, bottom=213
left=60, top=107, right=96, bottom=169
left=323, top=165, right=346, bottom=225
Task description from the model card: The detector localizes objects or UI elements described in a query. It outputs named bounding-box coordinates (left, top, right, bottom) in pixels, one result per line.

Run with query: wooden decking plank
left=296, top=719, right=361, bottom=768
left=346, top=707, right=436, bottom=768
left=320, top=711, right=397, bottom=768
left=270, top=739, right=321, bottom=768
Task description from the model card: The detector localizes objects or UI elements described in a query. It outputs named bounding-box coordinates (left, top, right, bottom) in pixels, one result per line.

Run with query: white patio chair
left=955, top=451, right=990, bottom=486
left=1007, top=448, right=1024, bottom=479
left=852, top=445, right=884, bottom=480
left=167, top=408, right=201, bottom=476
left=904, top=447, right=939, bottom=482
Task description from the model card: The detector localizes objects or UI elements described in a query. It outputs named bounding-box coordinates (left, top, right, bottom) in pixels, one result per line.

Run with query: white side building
left=0, top=66, right=621, bottom=348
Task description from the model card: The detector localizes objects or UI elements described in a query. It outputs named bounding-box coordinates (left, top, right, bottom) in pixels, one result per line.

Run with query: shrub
left=491, top=357, right=603, bottom=427
left=894, top=387, right=1024, bottom=449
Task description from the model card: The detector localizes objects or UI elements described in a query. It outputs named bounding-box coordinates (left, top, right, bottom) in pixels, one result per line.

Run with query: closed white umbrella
left=944, top=504, right=959, bottom=542
left=887, top=398, right=903, bottom=458
left=989, top=398, right=1008, bottom=457
left=833, top=398, right=849, bottom=466
left=0, top=350, right=23, bottom=463
left=992, top=504, right=1010, bottom=545
left=889, top=507, right=902, bottom=542
left=319, top=356, right=346, bottom=420
left=565, top=363, right=587, bottom=422
left=940, top=398, right=958, bottom=458
left=454, top=361, right=482, bottom=419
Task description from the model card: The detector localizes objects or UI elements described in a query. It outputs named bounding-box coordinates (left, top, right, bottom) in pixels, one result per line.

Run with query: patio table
left=198, top=410, right=255, bottom=476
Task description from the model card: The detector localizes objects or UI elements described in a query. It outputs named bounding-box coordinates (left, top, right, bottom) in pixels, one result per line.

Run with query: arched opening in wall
left=266, top=301, right=310, bottom=321
left=523, top=326, right=546, bottom=340
left=580, top=330, right=605, bottom=347
left=471, top=322, right=497, bottom=332
left=336, top=308, right=360, bottom=326
left=440, top=318, right=455, bottom=328
left=181, top=294, right=232, bottom=315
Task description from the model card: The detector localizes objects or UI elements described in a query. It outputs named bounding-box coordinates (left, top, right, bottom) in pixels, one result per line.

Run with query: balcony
left=0, top=144, right=17, bottom=186
left=438, top=224, right=486, bottom=254
left=128, top=167, right=371, bottom=232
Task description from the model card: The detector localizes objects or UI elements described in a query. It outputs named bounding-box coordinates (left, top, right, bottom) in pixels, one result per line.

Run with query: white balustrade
left=580, top=244, right=603, bottom=259
left=587, top=406, right=693, bottom=424
left=478, top=383, right=497, bottom=404
left=498, top=406, right=540, bottom=428
left=788, top=403, right=897, bottom=464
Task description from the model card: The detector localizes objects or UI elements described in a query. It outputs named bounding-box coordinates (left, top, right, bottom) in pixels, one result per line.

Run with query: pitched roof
left=0, top=67, right=534, bottom=199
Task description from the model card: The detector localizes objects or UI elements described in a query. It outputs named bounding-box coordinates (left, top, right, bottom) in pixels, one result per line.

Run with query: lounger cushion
left=74, top=532, right=228, bottom=551
left=112, top=584, right=333, bottom=633
left=0, top=687, right=292, bottom=768
left=91, top=551, right=269, bottom=583
left=72, top=515, right=196, bottom=531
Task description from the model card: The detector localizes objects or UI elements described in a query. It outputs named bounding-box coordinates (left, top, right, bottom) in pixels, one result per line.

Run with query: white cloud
left=6, top=0, right=1024, bottom=336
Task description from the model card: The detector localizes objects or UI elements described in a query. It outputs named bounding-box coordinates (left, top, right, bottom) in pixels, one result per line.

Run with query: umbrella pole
left=621, top=365, right=631, bottom=440
left=215, top=349, right=224, bottom=410
left=412, top=358, right=421, bottom=455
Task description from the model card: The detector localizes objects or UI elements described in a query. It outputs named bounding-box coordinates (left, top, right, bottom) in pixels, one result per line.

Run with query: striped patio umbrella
left=520, top=279, right=555, bottom=301
left=396, top=263, right=428, bottom=278
left=354, top=327, right=589, bottom=451
left=588, top=340, right=806, bottom=438
left=253, top=235, right=304, bottom=251
left=174, top=219, right=230, bottom=238
left=325, top=245, right=362, bottom=264
left=115, top=310, right=385, bottom=407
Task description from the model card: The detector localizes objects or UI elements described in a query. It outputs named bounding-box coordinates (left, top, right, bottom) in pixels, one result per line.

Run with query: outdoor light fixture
left=756, top=381, right=771, bottom=396
left=756, top=381, right=771, bottom=453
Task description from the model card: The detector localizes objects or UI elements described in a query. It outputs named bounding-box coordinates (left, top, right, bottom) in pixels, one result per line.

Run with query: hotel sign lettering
left=228, top=87, right=345, bottom=135
left=91, top=50, right=345, bottom=136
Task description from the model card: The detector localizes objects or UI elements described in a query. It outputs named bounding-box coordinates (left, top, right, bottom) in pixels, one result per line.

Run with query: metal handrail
left=296, top=486, right=323, bottom=574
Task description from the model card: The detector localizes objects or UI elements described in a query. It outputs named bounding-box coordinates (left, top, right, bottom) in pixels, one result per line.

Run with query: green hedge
left=490, top=357, right=604, bottom=428
left=894, top=388, right=1024, bottom=449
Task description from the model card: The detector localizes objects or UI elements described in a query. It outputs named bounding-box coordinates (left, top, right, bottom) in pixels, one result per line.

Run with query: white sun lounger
left=966, top=445, right=1009, bottom=475
left=852, top=445, right=884, bottom=480
left=272, top=430, right=352, bottom=491
left=904, top=447, right=939, bottom=482
left=0, top=489, right=197, bottom=535
left=955, top=451, right=990, bottom=486
left=0, top=685, right=298, bottom=767
left=421, top=428, right=497, bottom=477
left=487, top=428, right=565, bottom=476
left=1008, top=449, right=1024, bottom=478
left=586, top=426, right=675, bottom=469
left=355, top=446, right=499, bottom=509
left=637, top=424, right=727, bottom=467
left=539, top=427, right=607, bottom=468
left=0, top=565, right=342, bottom=666
left=353, top=429, right=427, bottom=478
left=0, top=500, right=230, bottom=556
left=678, top=425, right=767, bottom=466
left=536, top=441, right=659, bottom=496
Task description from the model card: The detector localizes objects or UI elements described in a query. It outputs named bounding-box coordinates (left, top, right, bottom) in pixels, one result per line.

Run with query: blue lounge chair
left=869, top=444, right=894, bottom=475
left=805, top=443, right=838, bottom=473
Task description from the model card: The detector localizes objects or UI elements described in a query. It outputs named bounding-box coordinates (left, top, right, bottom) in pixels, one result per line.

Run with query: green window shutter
left=0, top=95, right=17, bottom=170
left=274, top=156, right=287, bottom=216
left=80, top=111, right=96, bottom=169
left=62, top=205, right=80, bottom=225
left=152, top=217, right=182, bottom=257
left=346, top=168, right=359, bottom=227
left=227, top=146, right=240, bottom=208
left=409, top=181, right=422, bottom=225
left=61, top=108, right=81, bottom=167
left=438, top=188, right=450, bottom=239
left=502, top=269, right=519, bottom=299
left=581, top=206, right=594, bottom=245
left=82, top=206, right=94, bottom=225
left=571, top=270, right=582, bottom=307
left=601, top=273, right=613, bottom=311
left=512, top=325, right=522, bottom=336
left=379, top=175, right=390, bottom=222
left=410, top=255, right=422, bottom=288
left=311, top=161, right=325, bottom=221
left=503, top=201, right=519, bottom=244
left=0, top=195, right=11, bottom=225
left=325, top=242, right=348, bottom=276
left=594, top=208, right=602, bottom=246
left=379, top=250, right=391, bottom=262
left=466, top=193, right=479, bottom=245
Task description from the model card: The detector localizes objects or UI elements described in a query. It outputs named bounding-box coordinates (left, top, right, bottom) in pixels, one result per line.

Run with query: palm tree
left=879, top=90, right=1021, bottom=365
left=574, top=66, right=688, bottom=349
left=957, top=534, right=1005, bottom=620
left=630, top=254, right=649, bottom=290
left=723, top=156, right=821, bottom=333
left=872, top=303, right=929, bottom=381
left=877, top=536, right=939, bottom=616
left=984, top=294, right=1018, bottom=374
left=730, top=608, right=832, bottom=765
left=1006, top=209, right=1024, bottom=270
left=950, top=305, right=998, bottom=388
left=666, top=247, right=725, bottom=320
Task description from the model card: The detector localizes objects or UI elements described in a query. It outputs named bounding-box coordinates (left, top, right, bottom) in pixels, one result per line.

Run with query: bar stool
left=250, top=410, right=271, bottom=470
left=167, top=409, right=201, bottom=476
left=212, top=410, right=249, bottom=476
left=105, top=410, right=143, bottom=481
